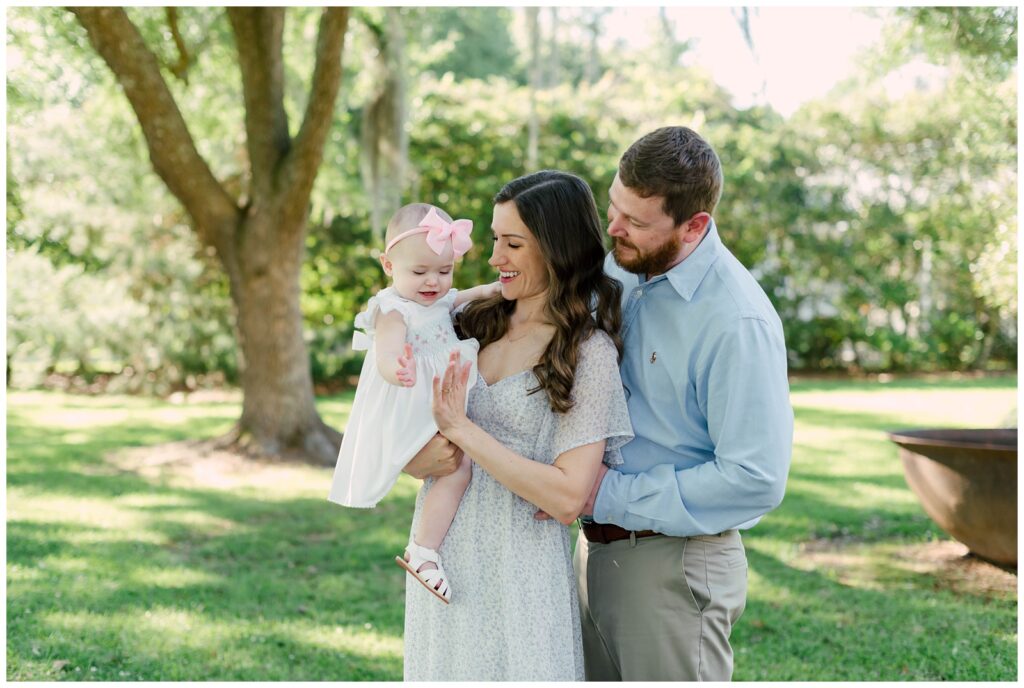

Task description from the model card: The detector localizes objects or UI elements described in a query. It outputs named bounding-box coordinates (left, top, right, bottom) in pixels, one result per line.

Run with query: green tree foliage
left=410, top=6, right=523, bottom=82
left=7, top=8, right=237, bottom=392
left=785, top=6, right=1017, bottom=370
left=7, top=7, right=1017, bottom=395
left=892, top=6, right=1017, bottom=79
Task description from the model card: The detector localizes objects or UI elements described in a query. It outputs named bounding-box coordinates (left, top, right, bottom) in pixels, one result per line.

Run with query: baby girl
left=328, top=203, right=498, bottom=604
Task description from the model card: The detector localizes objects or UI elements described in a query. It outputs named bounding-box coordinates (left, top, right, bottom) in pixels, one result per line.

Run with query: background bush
left=6, top=7, right=1017, bottom=393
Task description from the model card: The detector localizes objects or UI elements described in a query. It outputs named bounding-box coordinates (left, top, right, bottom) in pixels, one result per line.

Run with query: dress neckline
left=478, top=368, right=533, bottom=388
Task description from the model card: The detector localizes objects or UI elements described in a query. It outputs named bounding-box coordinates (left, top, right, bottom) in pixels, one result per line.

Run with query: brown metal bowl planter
left=888, top=428, right=1018, bottom=567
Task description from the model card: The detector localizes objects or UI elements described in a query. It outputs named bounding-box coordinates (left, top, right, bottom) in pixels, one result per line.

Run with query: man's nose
left=607, top=219, right=627, bottom=238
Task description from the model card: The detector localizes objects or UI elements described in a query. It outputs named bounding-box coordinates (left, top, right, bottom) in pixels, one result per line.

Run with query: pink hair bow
left=420, top=207, right=473, bottom=258
left=384, top=207, right=474, bottom=257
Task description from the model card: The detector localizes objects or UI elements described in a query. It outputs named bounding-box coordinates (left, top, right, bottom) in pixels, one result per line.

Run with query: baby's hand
left=396, top=343, right=416, bottom=387
left=487, top=281, right=502, bottom=298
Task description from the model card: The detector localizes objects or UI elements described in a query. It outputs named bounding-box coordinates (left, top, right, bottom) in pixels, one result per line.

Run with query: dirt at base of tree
left=799, top=537, right=1016, bottom=598
left=108, top=438, right=327, bottom=491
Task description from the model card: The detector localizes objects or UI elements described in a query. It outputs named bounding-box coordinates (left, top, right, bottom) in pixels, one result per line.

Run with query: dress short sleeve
left=550, top=330, right=634, bottom=465
left=440, top=288, right=460, bottom=312
left=352, top=287, right=417, bottom=350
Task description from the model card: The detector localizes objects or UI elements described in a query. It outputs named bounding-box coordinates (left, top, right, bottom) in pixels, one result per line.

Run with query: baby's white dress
left=328, top=287, right=479, bottom=508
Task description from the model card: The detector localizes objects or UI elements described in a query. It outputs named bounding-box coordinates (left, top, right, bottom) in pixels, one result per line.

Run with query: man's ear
left=681, top=212, right=712, bottom=244
left=379, top=253, right=394, bottom=276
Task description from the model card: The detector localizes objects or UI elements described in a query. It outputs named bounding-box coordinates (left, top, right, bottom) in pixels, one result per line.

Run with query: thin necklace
left=506, top=320, right=548, bottom=343
left=505, top=325, right=534, bottom=343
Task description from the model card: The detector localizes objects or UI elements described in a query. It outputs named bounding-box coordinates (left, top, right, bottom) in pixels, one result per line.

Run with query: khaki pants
left=574, top=529, right=748, bottom=681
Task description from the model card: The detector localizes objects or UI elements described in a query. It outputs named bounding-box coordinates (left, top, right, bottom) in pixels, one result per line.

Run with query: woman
left=402, top=170, right=633, bottom=680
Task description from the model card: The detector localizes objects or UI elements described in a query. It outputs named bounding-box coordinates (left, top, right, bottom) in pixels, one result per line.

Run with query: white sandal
left=395, top=541, right=452, bottom=604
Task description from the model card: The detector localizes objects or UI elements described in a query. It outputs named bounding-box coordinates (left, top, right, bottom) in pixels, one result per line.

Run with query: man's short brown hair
left=618, top=126, right=723, bottom=226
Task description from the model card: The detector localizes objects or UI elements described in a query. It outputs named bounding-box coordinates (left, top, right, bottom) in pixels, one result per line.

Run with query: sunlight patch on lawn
left=316, top=396, right=355, bottom=428
left=124, top=567, right=222, bottom=589
left=108, top=441, right=332, bottom=498
left=115, top=494, right=194, bottom=508
left=745, top=566, right=796, bottom=604
left=790, top=423, right=888, bottom=446
left=7, top=562, right=48, bottom=582
left=793, top=425, right=886, bottom=446
left=790, top=388, right=1016, bottom=427
left=145, top=509, right=240, bottom=535
left=290, top=623, right=403, bottom=658
left=21, top=408, right=149, bottom=429
left=784, top=476, right=915, bottom=509
left=9, top=495, right=150, bottom=531
left=42, top=607, right=228, bottom=659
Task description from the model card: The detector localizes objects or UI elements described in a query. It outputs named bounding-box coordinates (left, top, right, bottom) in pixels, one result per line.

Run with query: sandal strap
left=403, top=541, right=452, bottom=601
left=406, top=540, right=440, bottom=565
left=419, top=567, right=449, bottom=589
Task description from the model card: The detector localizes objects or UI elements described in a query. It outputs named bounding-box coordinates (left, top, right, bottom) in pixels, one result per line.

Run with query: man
left=573, top=126, right=793, bottom=681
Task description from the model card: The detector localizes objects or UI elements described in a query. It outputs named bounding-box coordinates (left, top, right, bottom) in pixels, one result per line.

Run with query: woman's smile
left=490, top=202, right=549, bottom=300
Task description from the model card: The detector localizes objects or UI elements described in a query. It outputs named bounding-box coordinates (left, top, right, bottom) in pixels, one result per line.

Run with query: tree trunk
left=71, top=6, right=350, bottom=465
left=228, top=208, right=342, bottom=463
left=526, top=7, right=540, bottom=171
left=583, top=9, right=608, bottom=84
left=360, top=8, right=408, bottom=245
left=546, top=7, right=560, bottom=88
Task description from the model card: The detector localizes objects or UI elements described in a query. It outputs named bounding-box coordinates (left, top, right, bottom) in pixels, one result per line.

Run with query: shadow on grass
left=734, top=546, right=1017, bottom=681
left=7, top=406, right=413, bottom=680
left=753, top=483, right=939, bottom=544
left=7, top=383, right=1017, bottom=681
left=9, top=493, right=413, bottom=679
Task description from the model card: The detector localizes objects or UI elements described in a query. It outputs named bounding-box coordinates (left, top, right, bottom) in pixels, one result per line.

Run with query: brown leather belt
left=581, top=521, right=660, bottom=544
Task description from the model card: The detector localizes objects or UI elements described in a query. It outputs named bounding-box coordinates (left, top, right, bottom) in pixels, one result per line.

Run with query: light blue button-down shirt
left=593, top=220, right=793, bottom=537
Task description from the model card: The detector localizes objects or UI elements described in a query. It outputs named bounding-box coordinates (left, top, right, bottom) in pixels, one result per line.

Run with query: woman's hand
left=431, top=349, right=474, bottom=438
left=403, top=432, right=464, bottom=479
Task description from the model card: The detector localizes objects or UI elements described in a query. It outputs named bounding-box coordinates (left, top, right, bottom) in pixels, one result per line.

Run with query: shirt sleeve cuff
left=593, top=468, right=627, bottom=525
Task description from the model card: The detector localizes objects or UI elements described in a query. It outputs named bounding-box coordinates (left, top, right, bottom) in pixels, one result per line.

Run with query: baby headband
left=385, top=207, right=473, bottom=258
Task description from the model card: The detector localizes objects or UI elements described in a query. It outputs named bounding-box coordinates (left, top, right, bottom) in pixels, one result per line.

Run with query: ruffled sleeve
left=550, top=330, right=634, bottom=466
left=352, top=287, right=416, bottom=351
left=440, top=288, right=460, bottom=312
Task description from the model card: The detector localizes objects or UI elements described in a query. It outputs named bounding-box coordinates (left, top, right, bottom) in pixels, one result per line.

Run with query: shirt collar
left=661, top=218, right=721, bottom=301
left=606, top=219, right=722, bottom=301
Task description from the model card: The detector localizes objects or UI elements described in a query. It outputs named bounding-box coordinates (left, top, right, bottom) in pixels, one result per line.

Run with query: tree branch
left=69, top=7, right=238, bottom=247
left=280, top=7, right=349, bottom=229
left=165, top=7, right=191, bottom=83
left=226, top=7, right=290, bottom=197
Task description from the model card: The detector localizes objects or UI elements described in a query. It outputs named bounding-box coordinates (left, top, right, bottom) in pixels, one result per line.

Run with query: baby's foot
left=396, top=542, right=451, bottom=604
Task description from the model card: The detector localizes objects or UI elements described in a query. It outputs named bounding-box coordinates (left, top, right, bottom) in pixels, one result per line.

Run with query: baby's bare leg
left=415, top=456, right=471, bottom=551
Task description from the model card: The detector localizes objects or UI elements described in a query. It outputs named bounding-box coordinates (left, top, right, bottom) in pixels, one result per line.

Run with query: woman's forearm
left=445, top=419, right=599, bottom=525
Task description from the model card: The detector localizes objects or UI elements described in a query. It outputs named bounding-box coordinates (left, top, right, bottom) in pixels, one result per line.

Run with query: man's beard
left=612, top=234, right=682, bottom=276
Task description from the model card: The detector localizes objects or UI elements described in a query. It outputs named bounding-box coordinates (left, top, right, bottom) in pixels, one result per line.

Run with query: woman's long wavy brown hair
left=456, top=170, right=622, bottom=413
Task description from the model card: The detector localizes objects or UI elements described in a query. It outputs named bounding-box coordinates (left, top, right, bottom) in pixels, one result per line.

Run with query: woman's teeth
left=500, top=271, right=519, bottom=279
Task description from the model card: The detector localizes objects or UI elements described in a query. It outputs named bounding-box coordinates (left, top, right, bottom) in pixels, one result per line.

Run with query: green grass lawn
left=6, top=375, right=1018, bottom=680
